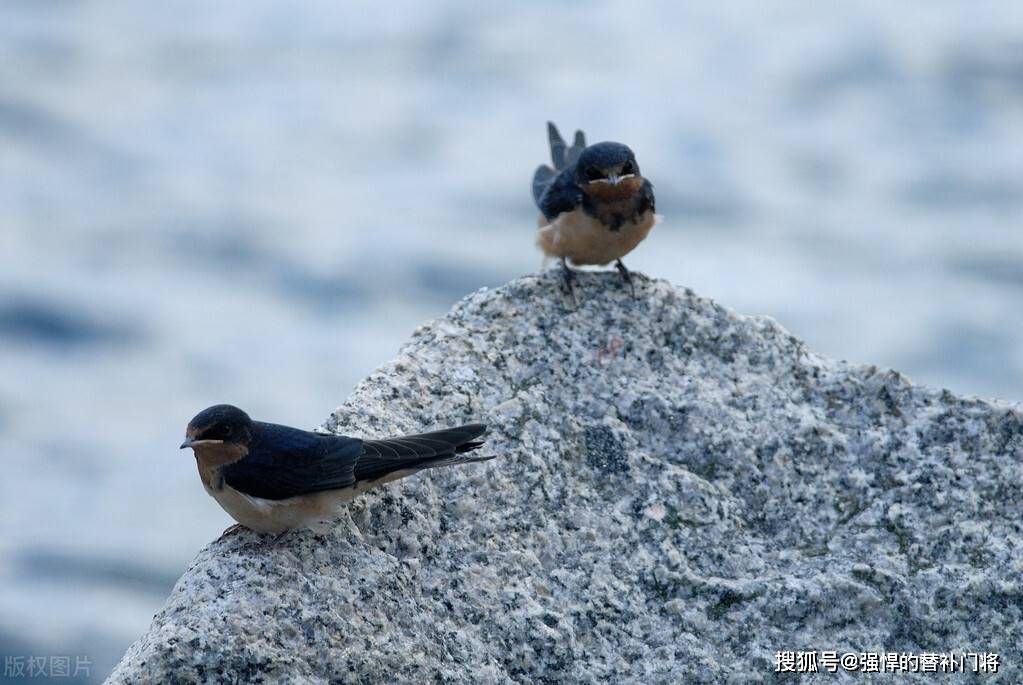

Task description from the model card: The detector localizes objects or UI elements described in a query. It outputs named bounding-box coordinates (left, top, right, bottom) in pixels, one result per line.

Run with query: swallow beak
left=587, top=172, right=635, bottom=186
left=180, top=438, right=223, bottom=449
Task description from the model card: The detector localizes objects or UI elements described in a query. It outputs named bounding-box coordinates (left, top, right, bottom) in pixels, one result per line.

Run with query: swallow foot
left=218, top=523, right=246, bottom=540
left=264, top=529, right=293, bottom=549
left=560, top=257, right=577, bottom=295
left=615, top=259, right=636, bottom=297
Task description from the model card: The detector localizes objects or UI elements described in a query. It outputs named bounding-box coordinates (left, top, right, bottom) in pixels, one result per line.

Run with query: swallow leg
left=615, top=259, right=636, bottom=296
left=559, top=257, right=576, bottom=295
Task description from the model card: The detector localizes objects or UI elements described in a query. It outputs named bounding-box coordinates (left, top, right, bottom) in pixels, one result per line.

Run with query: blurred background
left=1, top=0, right=1021, bottom=680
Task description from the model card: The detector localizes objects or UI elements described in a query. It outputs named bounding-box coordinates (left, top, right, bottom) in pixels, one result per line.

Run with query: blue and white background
left=1, top=1, right=1021, bottom=680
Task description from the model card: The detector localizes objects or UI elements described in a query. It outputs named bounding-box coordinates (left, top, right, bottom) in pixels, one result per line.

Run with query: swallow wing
left=538, top=171, right=583, bottom=221
left=533, top=123, right=587, bottom=211
left=222, top=422, right=363, bottom=500
left=532, top=165, right=556, bottom=208
left=354, top=423, right=489, bottom=482
left=531, top=165, right=556, bottom=209
left=639, top=178, right=656, bottom=214
left=223, top=423, right=489, bottom=501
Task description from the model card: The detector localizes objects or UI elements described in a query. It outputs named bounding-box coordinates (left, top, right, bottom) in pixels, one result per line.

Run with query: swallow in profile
left=179, top=404, right=491, bottom=538
left=532, top=122, right=658, bottom=294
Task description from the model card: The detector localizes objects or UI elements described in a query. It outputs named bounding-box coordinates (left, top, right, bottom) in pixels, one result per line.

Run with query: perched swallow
left=180, top=404, right=491, bottom=537
left=532, top=122, right=658, bottom=294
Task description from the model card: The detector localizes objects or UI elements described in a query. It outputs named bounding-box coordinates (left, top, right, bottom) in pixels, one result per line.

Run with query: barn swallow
left=532, top=122, right=658, bottom=294
left=179, top=404, right=491, bottom=537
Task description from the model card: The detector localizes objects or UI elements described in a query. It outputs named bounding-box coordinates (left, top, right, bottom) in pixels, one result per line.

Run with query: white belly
left=537, top=210, right=660, bottom=266
left=204, top=482, right=357, bottom=535
left=203, top=467, right=420, bottom=534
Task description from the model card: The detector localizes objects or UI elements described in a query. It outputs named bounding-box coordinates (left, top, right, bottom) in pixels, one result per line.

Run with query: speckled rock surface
left=109, top=272, right=1023, bottom=684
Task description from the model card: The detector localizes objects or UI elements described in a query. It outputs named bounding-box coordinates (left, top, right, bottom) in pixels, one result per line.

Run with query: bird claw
left=264, top=529, right=291, bottom=549
left=218, top=523, right=246, bottom=540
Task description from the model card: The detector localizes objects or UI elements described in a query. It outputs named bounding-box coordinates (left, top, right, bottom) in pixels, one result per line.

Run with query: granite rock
left=108, top=271, right=1023, bottom=684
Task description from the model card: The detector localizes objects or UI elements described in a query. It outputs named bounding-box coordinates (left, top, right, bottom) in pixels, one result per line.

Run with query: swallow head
left=181, top=404, right=253, bottom=451
left=574, top=142, right=641, bottom=188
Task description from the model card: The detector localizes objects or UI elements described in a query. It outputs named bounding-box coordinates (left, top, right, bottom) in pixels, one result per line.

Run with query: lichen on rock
left=108, top=271, right=1023, bottom=684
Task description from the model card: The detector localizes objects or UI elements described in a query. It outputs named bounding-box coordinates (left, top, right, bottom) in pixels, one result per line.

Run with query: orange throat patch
left=581, top=176, right=644, bottom=202
left=193, top=442, right=248, bottom=491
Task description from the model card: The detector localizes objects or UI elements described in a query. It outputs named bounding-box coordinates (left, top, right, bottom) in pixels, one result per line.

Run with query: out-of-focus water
left=1, top=1, right=1021, bottom=679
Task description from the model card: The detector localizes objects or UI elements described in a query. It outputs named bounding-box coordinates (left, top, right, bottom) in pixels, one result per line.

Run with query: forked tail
left=532, top=121, right=587, bottom=207
left=355, top=424, right=491, bottom=481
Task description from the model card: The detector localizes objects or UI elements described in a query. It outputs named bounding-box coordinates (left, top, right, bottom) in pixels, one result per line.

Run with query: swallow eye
left=622, top=161, right=635, bottom=175
left=585, top=167, right=603, bottom=181
left=222, top=425, right=232, bottom=436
